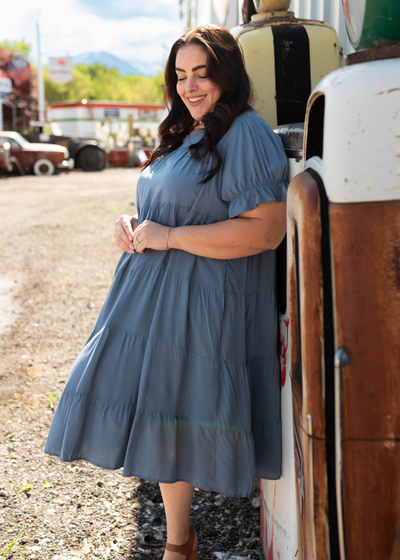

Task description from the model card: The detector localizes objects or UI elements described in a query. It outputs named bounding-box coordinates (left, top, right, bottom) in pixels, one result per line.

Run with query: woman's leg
left=159, top=481, right=197, bottom=559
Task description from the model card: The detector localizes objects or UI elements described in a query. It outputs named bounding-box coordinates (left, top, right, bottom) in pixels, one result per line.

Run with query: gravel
left=0, top=169, right=262, bottom=560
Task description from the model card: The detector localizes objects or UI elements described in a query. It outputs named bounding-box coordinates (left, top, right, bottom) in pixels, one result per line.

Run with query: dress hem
left=43, top=449, right=256, bottom=498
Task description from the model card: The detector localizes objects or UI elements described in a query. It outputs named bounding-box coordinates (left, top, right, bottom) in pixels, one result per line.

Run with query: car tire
left=78, top=146, right=106, bottom=172
left=11, top=159, right=24, bottom=176
left=33, top=158, right=55, bottom=176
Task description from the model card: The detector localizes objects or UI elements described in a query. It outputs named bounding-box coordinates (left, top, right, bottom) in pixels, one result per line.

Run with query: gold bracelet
left=166, top=226, right=173, bottom=250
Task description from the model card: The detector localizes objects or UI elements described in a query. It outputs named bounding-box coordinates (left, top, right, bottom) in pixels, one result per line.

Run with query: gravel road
left=0, top=169, right=262, bottom=560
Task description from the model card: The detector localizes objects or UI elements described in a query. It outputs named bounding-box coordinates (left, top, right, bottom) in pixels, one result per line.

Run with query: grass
left=1, top=531, right=24, bottom=558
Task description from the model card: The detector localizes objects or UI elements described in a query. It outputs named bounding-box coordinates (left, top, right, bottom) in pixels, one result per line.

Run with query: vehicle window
left=0, top=137, right=20, bottom=149
left=12, top=133, right=29, bottom=147
left=8, top=139, right=21, bottom=149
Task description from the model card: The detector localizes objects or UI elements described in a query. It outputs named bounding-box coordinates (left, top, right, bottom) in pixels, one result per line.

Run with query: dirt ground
left=0, top=169, right=262, bottom=560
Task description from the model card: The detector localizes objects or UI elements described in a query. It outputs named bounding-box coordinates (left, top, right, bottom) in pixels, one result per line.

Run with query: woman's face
left=175, top=43, right=222, bottom=121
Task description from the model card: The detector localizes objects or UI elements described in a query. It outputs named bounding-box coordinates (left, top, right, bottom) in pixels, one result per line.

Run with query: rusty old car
left=0, top=131, right=74, bottom=176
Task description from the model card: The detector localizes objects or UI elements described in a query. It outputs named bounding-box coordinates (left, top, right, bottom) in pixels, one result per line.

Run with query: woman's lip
left=187, top=95, right=206, bottom=106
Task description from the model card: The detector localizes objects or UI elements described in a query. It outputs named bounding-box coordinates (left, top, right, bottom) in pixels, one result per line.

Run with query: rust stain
left=242, top=16, right=331, bottom=31
left=330, top=202, right=400, bottom=559
left=347, top=45, right=400, bottom=65
left=288, top=172, right=330, bottom=559
left=268, top=483, right=277, bottom=560
left=261, top=494, right=268, bottom=559
left=387, top=88, right=400, bottom=94
left=243, top=15, right=296, bottom=29
left=280, top=318, right=290, bottom=388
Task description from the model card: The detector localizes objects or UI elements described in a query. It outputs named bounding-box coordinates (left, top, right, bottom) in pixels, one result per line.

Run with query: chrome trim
left=307, top=414, right=317, bottom=560
left=57, top=158, right=74, bottom=170
left=334, top=347, right=351, bottom=560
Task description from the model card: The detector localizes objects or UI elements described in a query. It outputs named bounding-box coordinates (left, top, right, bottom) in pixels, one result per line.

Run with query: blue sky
left=75, top=0, right=180, bottom=21
left=0, top=0, right=183, bottom=67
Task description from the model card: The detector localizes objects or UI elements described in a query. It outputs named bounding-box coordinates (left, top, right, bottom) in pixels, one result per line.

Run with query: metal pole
left=0, top=99, right=3, bottom=131
left=36, top=21, right=45, bottom=122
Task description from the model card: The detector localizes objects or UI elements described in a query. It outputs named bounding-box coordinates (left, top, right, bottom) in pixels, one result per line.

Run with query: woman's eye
left=177, top=77, right=186, bottom=81
left=198, top=75, right=207, bottom=79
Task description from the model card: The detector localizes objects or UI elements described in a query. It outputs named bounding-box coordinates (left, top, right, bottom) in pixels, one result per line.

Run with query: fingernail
left=129, top=236, right=132, bottom=241
left=129, top=244, right=134, bottom=250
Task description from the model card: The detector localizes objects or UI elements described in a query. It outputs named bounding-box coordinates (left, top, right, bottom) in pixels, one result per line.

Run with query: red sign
left=8, top=57, right=32, bottom=84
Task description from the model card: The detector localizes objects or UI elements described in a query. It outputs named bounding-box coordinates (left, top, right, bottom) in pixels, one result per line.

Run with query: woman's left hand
left=133, top=220, right=170, bottom=253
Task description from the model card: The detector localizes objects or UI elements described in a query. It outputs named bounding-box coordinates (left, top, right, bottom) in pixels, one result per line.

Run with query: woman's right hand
left=114, top=215, right=139, bottom=253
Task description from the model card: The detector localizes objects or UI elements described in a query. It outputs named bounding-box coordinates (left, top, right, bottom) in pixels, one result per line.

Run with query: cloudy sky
left=0, top=0, right=184, bottom=67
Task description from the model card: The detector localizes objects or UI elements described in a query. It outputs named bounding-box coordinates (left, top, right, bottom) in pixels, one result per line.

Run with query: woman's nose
left=185, top=77, right=197, bottom=92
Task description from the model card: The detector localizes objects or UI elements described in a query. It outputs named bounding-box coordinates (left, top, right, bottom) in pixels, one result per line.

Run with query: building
left=47, top=100, right=167, bottom=149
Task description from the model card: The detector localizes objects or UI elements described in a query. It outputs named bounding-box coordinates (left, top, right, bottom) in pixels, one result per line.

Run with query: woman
left=44, top=25, right=288, bottom=560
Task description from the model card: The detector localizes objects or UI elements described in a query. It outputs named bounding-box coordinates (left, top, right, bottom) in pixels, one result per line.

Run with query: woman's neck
left=192, top=119, right=204, bottom=130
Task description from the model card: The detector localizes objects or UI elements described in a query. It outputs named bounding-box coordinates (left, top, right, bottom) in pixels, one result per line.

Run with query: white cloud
left=0, top=0, right=183, bottom=64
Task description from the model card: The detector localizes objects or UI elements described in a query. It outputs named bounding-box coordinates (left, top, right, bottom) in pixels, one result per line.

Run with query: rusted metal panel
left=330, top=201, right=400, bottom=559
left=342, top=441, right=400, bottom=560
left=291, top=397, right=330, bottom=560
left=288, top=171, right=326, bottom=439
left=288, top=171, right=330, bottom=560
left=330, top=202, right=400, bottom=440
left=346, top=44, right=400, bottom=65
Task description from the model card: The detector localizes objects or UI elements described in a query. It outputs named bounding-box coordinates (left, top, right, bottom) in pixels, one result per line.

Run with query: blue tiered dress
left=44, top=109, right=289, bottom=498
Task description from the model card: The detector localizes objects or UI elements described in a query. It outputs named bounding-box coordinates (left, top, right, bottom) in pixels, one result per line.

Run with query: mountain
left=71, top=51, right=162, bottom=77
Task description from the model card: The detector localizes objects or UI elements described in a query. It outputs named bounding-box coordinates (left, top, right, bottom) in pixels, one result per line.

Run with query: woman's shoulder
left=233, top=108, right=268, bottom=127
left=232, top=108, right=272, bottom=130
left=218, top=109, right=274, bottom=149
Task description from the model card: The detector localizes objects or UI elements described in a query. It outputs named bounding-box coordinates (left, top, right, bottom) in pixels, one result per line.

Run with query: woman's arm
left=126, top=201, right=286, bottom=259
left=169, top=200, right=286, bottom=258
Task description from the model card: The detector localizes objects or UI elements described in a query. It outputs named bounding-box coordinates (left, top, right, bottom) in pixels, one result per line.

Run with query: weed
left=1, top=530, right=24, bottom=558
left=17, top=483, right=32, bottom=494
left=46, top=393, right=59, bottom=409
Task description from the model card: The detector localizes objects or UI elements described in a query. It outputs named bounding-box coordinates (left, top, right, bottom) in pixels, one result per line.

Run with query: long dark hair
left=142, top=25, right=253, bottom=183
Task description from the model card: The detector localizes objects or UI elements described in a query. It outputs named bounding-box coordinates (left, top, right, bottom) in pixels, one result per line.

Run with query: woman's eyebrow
left=175, top=65, right=207, bottom=72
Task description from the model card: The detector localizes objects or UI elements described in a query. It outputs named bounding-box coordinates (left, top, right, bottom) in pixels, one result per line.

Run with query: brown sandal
left=165, top=525, right=198, bottom=560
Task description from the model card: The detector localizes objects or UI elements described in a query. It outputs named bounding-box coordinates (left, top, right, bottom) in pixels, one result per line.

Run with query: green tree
left=44, top=63, right=165, bottom=105
left=0, top=40, right=31, bottom=58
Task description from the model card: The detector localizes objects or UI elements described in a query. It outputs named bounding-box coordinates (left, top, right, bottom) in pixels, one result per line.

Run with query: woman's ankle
left=166, top=526, right=190, bottom=545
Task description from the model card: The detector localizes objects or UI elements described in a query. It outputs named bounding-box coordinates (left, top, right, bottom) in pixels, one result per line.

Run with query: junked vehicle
left=0, top=141, right=13, bottom=174
left=0, top=131, right=74, bottom=176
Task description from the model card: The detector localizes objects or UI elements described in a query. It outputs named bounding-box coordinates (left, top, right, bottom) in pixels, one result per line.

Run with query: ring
left=135, top=236, right=141, bottom=244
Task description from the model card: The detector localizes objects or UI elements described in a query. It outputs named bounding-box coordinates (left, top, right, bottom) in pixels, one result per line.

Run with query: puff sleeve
left=220, top=111, right=289, bottom=219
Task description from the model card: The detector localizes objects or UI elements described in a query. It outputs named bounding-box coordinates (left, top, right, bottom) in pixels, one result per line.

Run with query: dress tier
left=44, top=110, right=289, bottom=497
